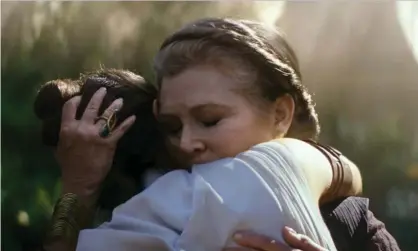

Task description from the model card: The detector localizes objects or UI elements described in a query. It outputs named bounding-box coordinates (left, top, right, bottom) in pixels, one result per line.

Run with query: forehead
left=158, top=65, right=246, bottom=112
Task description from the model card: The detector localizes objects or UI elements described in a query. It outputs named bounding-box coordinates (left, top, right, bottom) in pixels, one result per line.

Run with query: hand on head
left=33, top=69, right=157, bottom=207
left=58, top=88, right=135, bottom=195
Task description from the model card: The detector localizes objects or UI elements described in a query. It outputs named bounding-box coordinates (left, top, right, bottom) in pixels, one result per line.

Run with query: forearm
left=42, top=186, right=99, bottom=251
left=367, top=210, right=401, bottom=251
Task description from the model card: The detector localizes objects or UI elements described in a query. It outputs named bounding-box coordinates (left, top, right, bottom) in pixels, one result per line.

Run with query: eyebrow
left=158, top=103, right=231, bottom=118
left=190, top=103, right=230, bottom=114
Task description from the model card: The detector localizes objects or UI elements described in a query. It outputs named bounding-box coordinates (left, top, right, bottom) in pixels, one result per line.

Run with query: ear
left=152, top=99, right=158, bottom=119
left=274, top=94, right=295, bottom=138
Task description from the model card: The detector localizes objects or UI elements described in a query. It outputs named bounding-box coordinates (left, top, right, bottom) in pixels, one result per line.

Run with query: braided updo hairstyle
left=33, top=69, right=161, bottom=209
left=154, top=18, right=320, bottom=140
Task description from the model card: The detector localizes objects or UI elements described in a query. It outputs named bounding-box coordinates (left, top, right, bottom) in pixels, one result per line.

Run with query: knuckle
left=60, top=125, right=73, bottom=136
left=85, top=131, right=98, bottom=141
left=76, top=127, right=93, bottom=140
left=86, top=105, right=98, bottom=112
left=253, top=236, right=272, bottom=248
left=102, top=108, right=118, bottom=121
left=100, top=109, right=111, bottom=119
left=299, top=235, right=313, bottom=246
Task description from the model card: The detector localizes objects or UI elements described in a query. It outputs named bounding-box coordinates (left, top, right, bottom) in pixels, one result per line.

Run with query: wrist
left=45, top=193, right=96, bottom=249
left=62, top=183, right=100, bottom=209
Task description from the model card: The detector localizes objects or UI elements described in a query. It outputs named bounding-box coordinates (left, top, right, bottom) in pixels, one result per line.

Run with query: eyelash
left=162, top=119, right=220, bottom=136
left=202, top=119, right=220, bottom=127
left=167, top=127, right=181, bottom=136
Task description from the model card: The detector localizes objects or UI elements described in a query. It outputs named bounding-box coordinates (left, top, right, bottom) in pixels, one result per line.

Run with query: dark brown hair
left=154, top=18, right=319, bottom=139
left=34, top=68, right=161, bottom=209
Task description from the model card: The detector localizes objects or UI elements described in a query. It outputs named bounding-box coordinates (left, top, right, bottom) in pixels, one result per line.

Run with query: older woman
left=36, top=18, right=400, bottom=251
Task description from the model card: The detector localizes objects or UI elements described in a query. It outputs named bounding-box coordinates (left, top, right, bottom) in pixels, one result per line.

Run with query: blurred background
left=1, top=1, right=417, bottom=250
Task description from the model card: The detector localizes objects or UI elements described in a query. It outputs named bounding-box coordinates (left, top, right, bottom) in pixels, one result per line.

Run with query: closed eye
left=202, top=119, right=220, bottom=127
left=166, top=127, right=182, bottom=136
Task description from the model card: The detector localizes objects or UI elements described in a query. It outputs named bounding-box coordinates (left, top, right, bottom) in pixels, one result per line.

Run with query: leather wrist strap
left=303, top=139, right=353, bottom=202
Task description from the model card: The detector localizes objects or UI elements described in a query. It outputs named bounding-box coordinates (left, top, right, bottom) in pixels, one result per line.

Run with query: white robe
left=77, top=140, right=337, bottom=251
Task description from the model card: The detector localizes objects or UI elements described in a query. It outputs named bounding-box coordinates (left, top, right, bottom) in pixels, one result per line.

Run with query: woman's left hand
left=223, top=226, right=329, bottom=251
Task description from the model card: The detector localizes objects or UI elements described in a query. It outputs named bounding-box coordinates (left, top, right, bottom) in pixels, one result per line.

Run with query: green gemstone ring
left=95, top=110, right=117, bottom=138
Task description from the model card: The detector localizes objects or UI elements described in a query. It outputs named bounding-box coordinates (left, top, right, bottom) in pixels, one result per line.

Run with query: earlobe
left=274, top=94, right=295, bottom=137
left=152, top=99, right=158, bottom=119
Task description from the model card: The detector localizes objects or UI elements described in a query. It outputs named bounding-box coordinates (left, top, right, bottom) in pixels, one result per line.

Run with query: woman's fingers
left=222, top=248, right=253, bottom=251
left=81, top=87, right=107, bottom=122
left=61, top=95, right=81, bottom=127
left=95, top=98, right=123, bottom=129
left=61, top=87, right=134, bottom=142
left=90, top=96, right=135, bottom=141
left=233, top=232, right=291, bottom=251
left=231, top=229, right=329, bottom=251
left=108, top=115, right=136, bottom=142
left=282, top=227, right=327, bottom=251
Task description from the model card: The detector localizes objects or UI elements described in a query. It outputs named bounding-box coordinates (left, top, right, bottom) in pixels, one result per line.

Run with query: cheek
left=164, top=139, right=190, bottom=167
left=210, top=114, right=274, bottom=156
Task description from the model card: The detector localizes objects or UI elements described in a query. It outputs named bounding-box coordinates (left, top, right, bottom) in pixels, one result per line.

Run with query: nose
left=178, top=127, right=205, bottom=155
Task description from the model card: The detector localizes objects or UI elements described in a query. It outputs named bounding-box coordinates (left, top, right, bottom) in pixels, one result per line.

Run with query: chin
left=190, top=159, right=210, bottom=165
left=190, top=155, right=219, bottom=165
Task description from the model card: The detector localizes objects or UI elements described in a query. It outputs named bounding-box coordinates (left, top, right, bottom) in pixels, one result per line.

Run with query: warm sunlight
left=397, top=1, right=418, bottom=62
left=255, top=2, right=285, bottom=26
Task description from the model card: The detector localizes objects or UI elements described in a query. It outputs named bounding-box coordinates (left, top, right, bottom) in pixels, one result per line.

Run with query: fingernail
left=233, top=233, right=243, bottom=240
left=285, top=226, right=296, bottom=235
left=114, top=98, right=123, bottom=106
left=100, top=87, right=107, bottom=93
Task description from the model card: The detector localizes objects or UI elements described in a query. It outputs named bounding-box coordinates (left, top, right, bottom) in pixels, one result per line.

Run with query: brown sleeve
left=366, top=210, right=401, bottom=251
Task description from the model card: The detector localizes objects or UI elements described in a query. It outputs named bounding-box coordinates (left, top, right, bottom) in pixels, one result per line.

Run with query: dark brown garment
left=320, top=196, right=401, bottom=251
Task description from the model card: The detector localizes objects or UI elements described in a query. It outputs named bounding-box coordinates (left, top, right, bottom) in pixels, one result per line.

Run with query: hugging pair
left=36, top=18, right=399, bottom=251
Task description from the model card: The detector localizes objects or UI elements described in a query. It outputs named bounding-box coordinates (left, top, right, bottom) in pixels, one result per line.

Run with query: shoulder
left=247, top=138, right=303, bottom=154
left=113, top=170, right=193, bottom=216
left=237, top=138, right=299, bottom=165
left=244, top=138, right=327, bottom=166
left=239, top=139, right=330, bottom=180
left=146, top=169, right=193, bottom=191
